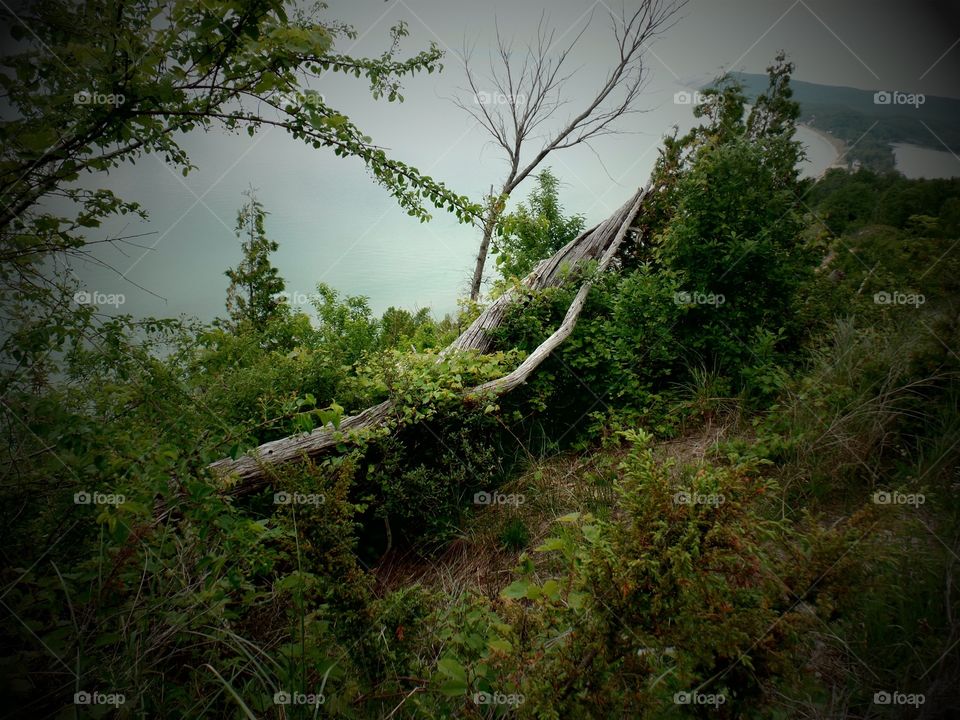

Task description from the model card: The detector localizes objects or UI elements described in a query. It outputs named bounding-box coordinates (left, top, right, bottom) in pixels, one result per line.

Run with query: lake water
left=67, top=104, right=949, bottom=326
left=892, top=143, right=960, bottom=179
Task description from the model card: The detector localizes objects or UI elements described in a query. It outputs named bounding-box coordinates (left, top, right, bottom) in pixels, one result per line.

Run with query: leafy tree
left=224, top=190, right=285, bottom=331
left=745, top=50, right=802, bottom=182
left=652, top=52, right=811, bottom=380
left=492, top=168, right=585, bottom=280
left=379, top=306, right=434, bottom=350
left=643, top=52, right=800, bottom=213
left=622, top=127, right=686, bottom=267
left=311, top=282, right=380, bottom=368
left=0, top=0, right=481, bottom=393
left=627, top=74, right=753, bottom=268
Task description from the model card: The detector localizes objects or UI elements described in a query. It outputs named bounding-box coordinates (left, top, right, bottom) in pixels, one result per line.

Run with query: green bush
left=505, top=429, right=797, bottom=718
left=656, top=136, right=810, bottom=375
left=493, top=167, right=585, bottom=281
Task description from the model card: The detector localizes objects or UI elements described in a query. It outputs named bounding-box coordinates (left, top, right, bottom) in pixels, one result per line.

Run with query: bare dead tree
left=454, top=0, right=683, bottom=300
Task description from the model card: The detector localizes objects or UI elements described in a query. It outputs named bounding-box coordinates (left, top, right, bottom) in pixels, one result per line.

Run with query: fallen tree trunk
left=443, top=188, right=643, bottom=356
left=209, top=186, right=647, bottom=493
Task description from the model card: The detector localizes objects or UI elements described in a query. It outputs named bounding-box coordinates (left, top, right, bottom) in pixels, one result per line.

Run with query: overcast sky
left=69, top=0, right=960, bottom=320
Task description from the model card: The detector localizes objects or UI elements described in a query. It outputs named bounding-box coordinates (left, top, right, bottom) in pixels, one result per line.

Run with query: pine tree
left=224, top=190, right=285, bottom=331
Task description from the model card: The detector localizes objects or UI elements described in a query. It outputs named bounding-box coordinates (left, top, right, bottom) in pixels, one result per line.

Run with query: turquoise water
left=69, top=109, right=842, bottom=325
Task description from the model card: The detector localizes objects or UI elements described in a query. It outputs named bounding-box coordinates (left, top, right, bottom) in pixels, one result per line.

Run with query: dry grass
left=372, top=451, right=603, bottom=598
left=372, top=422, right=740, bottom=599
left=651, top=416, right=739, bottom=469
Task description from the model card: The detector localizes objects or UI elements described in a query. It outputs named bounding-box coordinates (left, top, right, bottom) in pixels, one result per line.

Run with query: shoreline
left=801, top=123, right=848, bottom=169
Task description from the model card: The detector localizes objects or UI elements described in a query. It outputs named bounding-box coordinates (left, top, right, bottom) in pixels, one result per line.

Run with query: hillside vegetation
left=1, top=35, right=959, bottom=720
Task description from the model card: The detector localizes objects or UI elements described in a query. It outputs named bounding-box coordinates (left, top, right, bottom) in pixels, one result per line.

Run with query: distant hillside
left=707, top=73, right=960, bottom=172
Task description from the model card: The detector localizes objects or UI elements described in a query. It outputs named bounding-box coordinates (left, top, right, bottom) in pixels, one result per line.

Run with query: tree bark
left=208, top=186, right=647, bottom=495
left=469, top=202, right=498, bottom=301
left=455, top=1, right=681, bottom=300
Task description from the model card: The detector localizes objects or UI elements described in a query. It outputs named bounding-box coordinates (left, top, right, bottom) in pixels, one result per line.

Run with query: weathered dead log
left=469, top=187, right=644, bottom=397
left=444, top=186, right=643, bottom=356
left=209, top=186, right=647, bottom=493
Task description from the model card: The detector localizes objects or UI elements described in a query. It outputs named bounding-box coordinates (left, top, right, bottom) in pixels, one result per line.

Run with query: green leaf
left=437, top=657, right=466, bottom=684
left=439, top=678, right=468, bottom=696
left=293, top=414, right=314, bottom=433
left=582, top=524, right=601, bottom=544
left=542, top=579, right=561, bottom=601
left=501, top=579, right=540, bottom=600
left=535, top=537, right=566, bottom=553
left=117, top=501, right=149, bottom=516
left=500, top=580, right=531, bottom=599
left=488, top=638, right=512, bottom=654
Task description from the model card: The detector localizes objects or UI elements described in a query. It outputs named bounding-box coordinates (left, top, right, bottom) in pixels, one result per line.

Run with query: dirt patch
left=653, top=419, right=737, bottom=468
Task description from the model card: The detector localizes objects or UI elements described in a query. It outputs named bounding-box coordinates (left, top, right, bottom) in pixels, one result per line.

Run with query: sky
left=62, top=0, right=960, bottom=321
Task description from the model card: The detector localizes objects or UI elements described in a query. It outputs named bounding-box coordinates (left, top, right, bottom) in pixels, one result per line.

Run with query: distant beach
left=794, top=123, right=847, bottom=177
left=799, top=126, right=958, bottom=178
left=801, top=124, right=848, bottom=170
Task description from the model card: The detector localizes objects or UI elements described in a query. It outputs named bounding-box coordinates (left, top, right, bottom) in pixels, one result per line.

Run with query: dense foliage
left=492, top=168, right=586, bottom=281
left=1, top=32, right=959, bottom=720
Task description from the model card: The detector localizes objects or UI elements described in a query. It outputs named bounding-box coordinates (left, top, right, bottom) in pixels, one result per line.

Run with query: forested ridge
left=1, top=1, right=959, bottom=718
left=728, top=71, right=960, bottom=172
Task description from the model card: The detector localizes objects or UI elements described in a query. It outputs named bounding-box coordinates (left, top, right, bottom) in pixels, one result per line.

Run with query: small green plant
left=498, top=516, right=530, bottom=551
left=674, top=360, right=736, bottom=422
